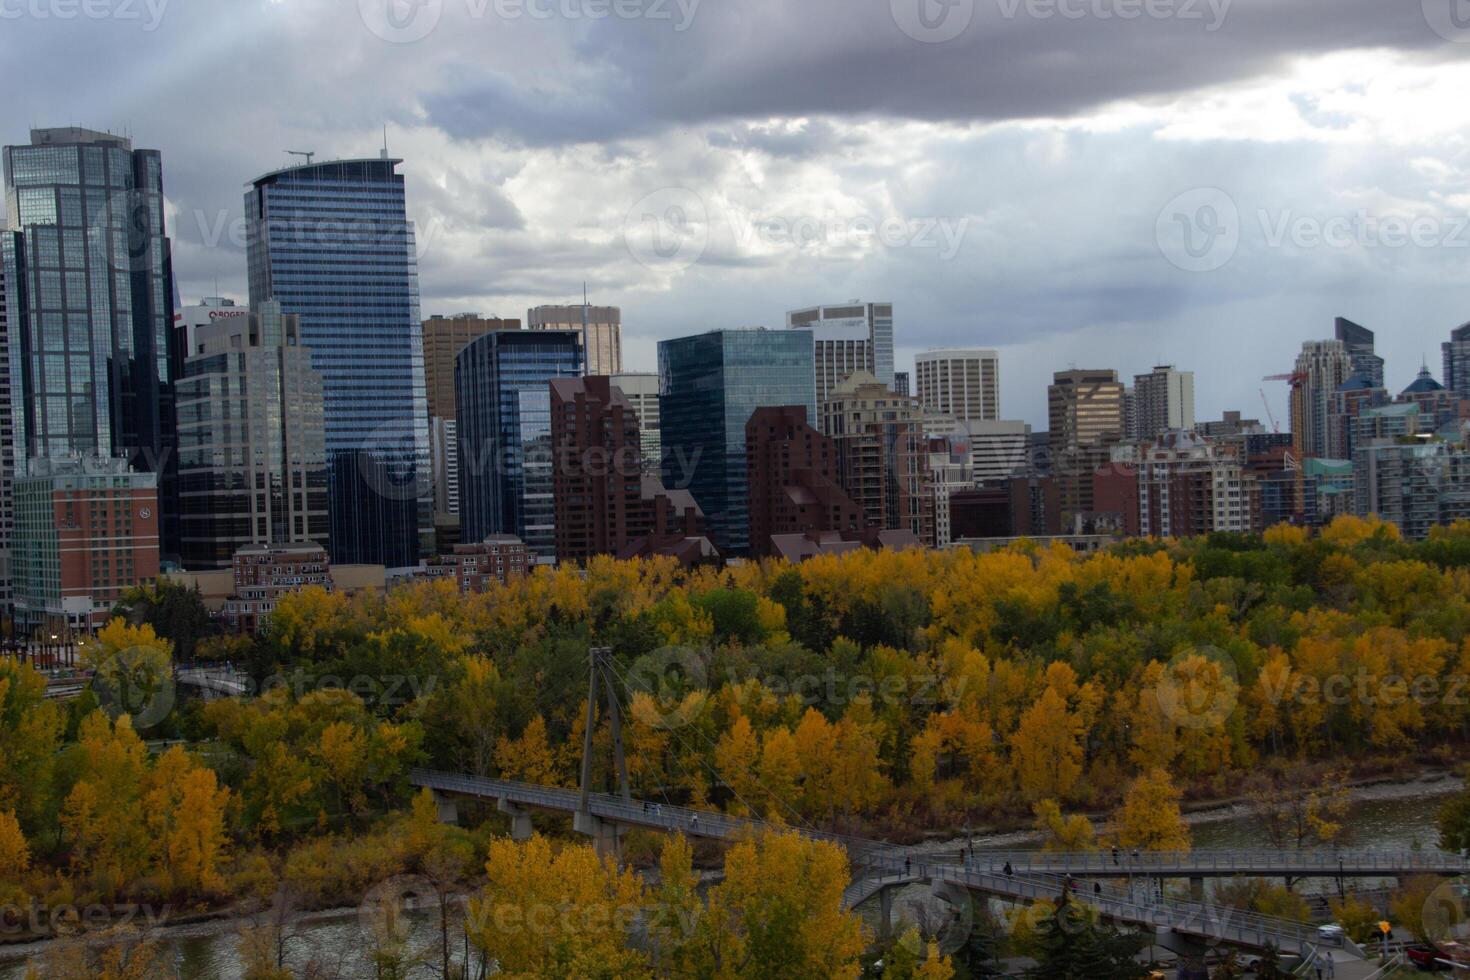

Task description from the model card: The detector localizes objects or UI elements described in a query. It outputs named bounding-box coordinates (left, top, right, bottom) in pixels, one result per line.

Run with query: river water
left=0, top=788, right=1459, bottom=979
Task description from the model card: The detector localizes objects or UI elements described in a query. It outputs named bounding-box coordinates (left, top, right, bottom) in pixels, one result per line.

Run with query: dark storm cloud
left=422, top=0, right=1458, bottom=145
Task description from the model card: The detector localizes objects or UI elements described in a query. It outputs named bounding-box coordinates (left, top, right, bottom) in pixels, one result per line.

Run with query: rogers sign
left=208, top=310, right=248, bottom=319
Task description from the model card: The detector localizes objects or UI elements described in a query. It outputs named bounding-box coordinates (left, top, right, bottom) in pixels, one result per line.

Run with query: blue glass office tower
left=2, top=128, right=180, bottom=559
left=455, top=330, right=582, bottom=561
left=658, top=328, right=815, bottom=556
left=246, top=157, right=430, bottom=567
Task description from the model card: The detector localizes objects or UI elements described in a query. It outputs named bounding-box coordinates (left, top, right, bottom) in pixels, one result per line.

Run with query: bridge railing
left=409, top=769, right=895, bottom=859
left=409, top=770, right=1348, bottom=956
left=868, top=854, right=1326, bottom=953
left=968, top=848, right=1470, bottom=875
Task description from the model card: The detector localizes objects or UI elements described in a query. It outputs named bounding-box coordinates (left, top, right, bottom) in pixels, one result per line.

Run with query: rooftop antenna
left=286, top=150, right=315, bottom=166
left=381, top=124, right=389, bottom=161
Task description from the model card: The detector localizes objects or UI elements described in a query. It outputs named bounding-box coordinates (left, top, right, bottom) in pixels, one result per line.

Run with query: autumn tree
left=468, top=835, right=649, bottom=977
left=1112, top=768, right=1190, bottom=852
left=1010, top=687, right=1084, bottom=802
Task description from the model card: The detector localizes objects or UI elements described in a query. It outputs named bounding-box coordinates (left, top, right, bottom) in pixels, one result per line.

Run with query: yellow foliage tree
left=1112, top=768, right=1190, bottom=852
left=1009, top=687, right=1084, bottom=802
left=468, top=835, right=649, bottom=977
left=704, top=830, right=868, bottom=979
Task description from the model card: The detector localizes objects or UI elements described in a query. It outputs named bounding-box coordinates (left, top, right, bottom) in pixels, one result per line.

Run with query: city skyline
left=4, top=2, right=1469, bottom=433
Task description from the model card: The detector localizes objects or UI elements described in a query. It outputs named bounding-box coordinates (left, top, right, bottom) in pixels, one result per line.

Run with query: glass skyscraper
left=454, top=329, right=583, bottom=560
left=658, top=328, right=816, bottom=556
left=2, top=127, right=179, bottom=556
left=246, top=157, right=430, bottom=567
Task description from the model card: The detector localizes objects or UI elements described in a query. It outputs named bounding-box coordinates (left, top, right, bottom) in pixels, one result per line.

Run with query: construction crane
left=1258, top=388, right=1280, bottom=434
left=286, top=150, right=315, bottom=165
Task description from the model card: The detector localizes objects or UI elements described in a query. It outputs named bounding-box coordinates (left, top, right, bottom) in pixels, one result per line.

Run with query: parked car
left=1405, top=944, right=1440, bottom=970
left=1316, top=924, right=1346, bottom=946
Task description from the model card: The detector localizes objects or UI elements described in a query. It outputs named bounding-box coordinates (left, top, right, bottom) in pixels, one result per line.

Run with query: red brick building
left=551, top=376, right=704, bottom=562
left=420, top=534, right=534, bottom=593
left=745, top=405, right=866, bottom=558
left=11, top=458, right=160, bottom=632
left=225, top=543, right=332, bottom=632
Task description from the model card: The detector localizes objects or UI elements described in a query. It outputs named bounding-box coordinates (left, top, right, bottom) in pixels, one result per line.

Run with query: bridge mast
left=578, top=646, right=630, bottom=810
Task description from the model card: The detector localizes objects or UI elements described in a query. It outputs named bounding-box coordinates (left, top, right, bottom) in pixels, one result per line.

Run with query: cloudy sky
left=4, top=0, right=1470, bottom=427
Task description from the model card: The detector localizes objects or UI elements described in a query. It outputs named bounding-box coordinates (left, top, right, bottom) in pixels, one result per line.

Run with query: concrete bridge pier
left=1190, top=876, right=1205, bottom=902
left=878, top=888, right=893, bottom=942
left=432, top=791, right=459, bottom=826
left=574, top=810, right=626, bottom=861
left=497, top=798, right=534, bottom=841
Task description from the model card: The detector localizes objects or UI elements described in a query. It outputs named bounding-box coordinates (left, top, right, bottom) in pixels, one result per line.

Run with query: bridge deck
left=969, top=848, right=1469, bottom=878
left=409, top=770, right=1365, bottom=959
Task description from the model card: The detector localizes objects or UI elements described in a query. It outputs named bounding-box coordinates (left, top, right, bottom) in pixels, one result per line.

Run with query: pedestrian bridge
left=407, top=769, right=1371, bottom=961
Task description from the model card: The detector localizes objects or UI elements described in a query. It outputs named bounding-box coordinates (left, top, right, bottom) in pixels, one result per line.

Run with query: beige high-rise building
left=1132, top=365, right=1196, bottom=438
left=528, top=304, right=622, bottom=376
left=422, top=314, right=520, bottom=420
left=612, top=372, right=661, bottom=464
left=915, top=349, right=1000, bottom=422
left=1048, top=369, right=1126, bottom=525
left=1291, top=339, right=1355, bottom=460
left=820, top=372, right=934, bottom=546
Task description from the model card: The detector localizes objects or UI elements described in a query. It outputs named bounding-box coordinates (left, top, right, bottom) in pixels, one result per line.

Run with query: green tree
left=113, top=580, right=214, bottom=661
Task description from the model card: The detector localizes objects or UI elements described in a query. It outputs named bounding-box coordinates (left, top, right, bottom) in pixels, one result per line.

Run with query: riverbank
left=896, top=767, right=1465, bottom=858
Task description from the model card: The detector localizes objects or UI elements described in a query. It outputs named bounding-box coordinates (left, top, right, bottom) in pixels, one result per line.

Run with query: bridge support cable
left=599, top=653, right=821, bottom=842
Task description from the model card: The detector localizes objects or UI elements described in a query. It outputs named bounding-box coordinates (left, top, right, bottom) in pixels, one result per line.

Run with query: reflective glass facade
left=658, top=328, right=815, bottom=555
left=2, top=128, right=178, bottom=557
left=454, top=330, right=582, bottom=560
left=246, top=159, right=430, bottom=567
